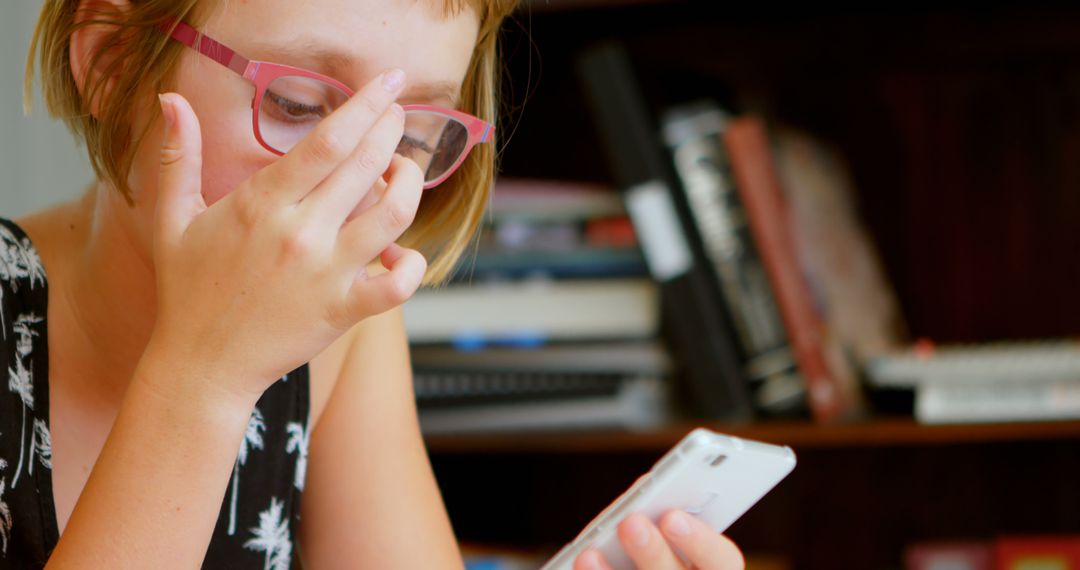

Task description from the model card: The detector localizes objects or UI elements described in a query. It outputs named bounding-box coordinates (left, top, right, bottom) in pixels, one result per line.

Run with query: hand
left=574, top=511, right=744, bottom=570
left=148, top=69, right=427, bottom=401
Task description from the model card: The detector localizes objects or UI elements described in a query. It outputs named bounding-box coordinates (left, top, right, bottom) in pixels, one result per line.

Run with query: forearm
left=46, top=350, right=259, bottom=568
left=300, top=312, right=464, bottom=570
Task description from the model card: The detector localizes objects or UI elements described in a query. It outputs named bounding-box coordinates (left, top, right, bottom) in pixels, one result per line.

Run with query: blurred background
left=1, top=2, right=91, bottom=217
left=6, top=1, right=1080, bottom=569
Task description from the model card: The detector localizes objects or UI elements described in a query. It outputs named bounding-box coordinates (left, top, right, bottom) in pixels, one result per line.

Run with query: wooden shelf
left=424, top=417, right=1080, bottom=454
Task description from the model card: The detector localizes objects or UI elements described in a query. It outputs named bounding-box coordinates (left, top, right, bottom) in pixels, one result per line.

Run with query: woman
left=1, top=0, right=745, bottom=567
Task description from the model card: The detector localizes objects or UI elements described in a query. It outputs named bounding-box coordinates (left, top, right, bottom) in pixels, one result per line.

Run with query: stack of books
left=866, top=339, right=1080, bottom=424
left=404, top=178, right=672, bottom=434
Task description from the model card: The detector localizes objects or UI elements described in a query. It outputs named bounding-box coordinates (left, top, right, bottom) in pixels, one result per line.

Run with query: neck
left=30, top=182, right=160, bottom=404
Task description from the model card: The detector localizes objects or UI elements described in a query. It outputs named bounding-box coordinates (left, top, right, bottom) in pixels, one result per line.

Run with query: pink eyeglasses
left=165, top=21, right=494, bottom=189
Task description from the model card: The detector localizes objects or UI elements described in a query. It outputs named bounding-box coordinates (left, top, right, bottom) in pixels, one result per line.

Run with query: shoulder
left=0, top=217, right=48, bottom=298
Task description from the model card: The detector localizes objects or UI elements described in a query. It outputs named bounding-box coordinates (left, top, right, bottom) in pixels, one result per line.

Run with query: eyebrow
left=246, top=39, right=462, bottom=106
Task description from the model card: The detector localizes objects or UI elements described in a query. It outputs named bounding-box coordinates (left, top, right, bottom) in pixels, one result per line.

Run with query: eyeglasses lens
left=257, top=75, right=470, bottom=184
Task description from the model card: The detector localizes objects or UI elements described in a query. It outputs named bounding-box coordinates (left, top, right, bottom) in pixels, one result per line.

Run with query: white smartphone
left=540, top=428, right=796, bottom=570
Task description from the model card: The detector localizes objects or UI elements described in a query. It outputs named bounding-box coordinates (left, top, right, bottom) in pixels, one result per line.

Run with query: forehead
left=207, top=0, right=481, bottom=102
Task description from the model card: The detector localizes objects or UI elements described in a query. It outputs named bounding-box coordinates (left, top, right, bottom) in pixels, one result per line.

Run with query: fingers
left=336, top=154, right=424, bottom=264
left=617, top=514, right=685, bottom=570
left=659, top=511, right=745, bottom=570
left=156, top=92, right=207, bottom=248
left=574, top=549, right=615, bottom=570
left=300, top=103, right=406, bottom=226
left=254, top=68, right=407, bottom=204
left=343, top=244, right=426, bottom=321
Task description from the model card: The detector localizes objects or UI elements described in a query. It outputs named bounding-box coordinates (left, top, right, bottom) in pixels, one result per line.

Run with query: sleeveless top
left=0, top=219, right=311, bottom=569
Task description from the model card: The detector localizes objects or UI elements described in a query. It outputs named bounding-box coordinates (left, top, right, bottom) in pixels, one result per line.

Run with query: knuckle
left=359, top=92, right=385, bottom=117
left=232, top=192, right=265, bottom=230
left=353, top=145, right=389, bottom=174
left=307, top=129, right=348, bottom=164
left=279, top=225, right=320, bottom=260
left=159, top=145, right=185, bottom=168
left=381, top=194, right=417, bottom=233
left=385, top=277, right=413, bottom=307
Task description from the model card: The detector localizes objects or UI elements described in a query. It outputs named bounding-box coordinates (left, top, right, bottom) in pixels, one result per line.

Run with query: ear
left=69, top=0, right=132, bottom=118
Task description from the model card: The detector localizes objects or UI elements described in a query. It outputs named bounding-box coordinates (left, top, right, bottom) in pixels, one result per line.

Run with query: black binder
left=576, top=42, right=754, bottom=420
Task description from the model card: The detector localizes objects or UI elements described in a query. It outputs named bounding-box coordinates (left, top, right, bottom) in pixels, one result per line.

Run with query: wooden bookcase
left=430, top=420, right=1080, bottom=568
left=427, top=1, right=1080, bottom=568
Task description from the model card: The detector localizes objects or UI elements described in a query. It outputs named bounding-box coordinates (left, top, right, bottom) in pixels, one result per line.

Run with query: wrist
left=134, top=340, right=263, bottom=417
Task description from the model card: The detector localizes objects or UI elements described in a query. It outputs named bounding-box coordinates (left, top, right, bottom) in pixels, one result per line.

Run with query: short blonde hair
left=25, top=0, right=519, bottom=284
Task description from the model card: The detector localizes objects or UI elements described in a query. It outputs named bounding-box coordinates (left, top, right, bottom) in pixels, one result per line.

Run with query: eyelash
left=401, top=137, right=435, bottom=154
left=266, top=91, right=438, bottom=155
left=267, top=91, right=325, bottom=119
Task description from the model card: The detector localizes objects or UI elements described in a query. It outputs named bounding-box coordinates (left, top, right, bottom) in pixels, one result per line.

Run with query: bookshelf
left=428, top=1, right=1080, bottom=568
left=427, top=418, right=1080, bottom=454
left=431, top=421, right=1080, bottom=568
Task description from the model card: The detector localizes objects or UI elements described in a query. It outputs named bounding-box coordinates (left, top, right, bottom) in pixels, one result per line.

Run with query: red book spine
left=995, top=536, right=1080, bottom=570
left=724, top=116, right=849, bottom=423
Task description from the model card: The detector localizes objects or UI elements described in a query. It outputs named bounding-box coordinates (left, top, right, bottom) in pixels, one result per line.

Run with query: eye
left=265, top=90, right=327, bottom=122
left=399, top=135, right=436, bottom=155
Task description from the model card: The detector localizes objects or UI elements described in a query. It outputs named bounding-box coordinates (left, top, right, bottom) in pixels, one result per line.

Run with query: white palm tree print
left=0, top=225, right=46, bottom=340
left=1, top=457, right=11, bottom=555
left=0, top=478, right=11, bottom=556
left=244, top=497, right=292, bottom=570
left=7, top=313, right=42, bottom=488
left=228, top=407, right=266, bottom=536
left=28, top=418, right=52, bottom=476
left=285, top=420, right=310, bottom=491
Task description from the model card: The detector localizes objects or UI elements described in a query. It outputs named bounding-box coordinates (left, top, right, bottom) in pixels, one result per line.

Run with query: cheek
left=173, top=56, right=277, bottom=205
left=195, top=100, right=277, bottom=206
left=198, top=117, right=274, bottom=206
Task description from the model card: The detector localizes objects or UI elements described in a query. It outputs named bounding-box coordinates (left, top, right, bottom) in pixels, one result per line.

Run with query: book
left=660, top=100, right=806, bottom=415
left=866, top=339, right=1080, bottom=387
left=724, top=116, right=865, bottom=423
left=865, top=340, right=1080, bottom=423
left=488, top=178, right=627, bottom=224
left=577, top=41, right=754, bottom=420
left=413, top=340, right=674, bottom=433
left=412, top=340, right=672, bottom=375
left=772, top=129, right=908, bottom=366
left=995, top=536, right=1080, bottom=570
left=416, top=373, right=671, bottom=433
left=906, top=542, right=994, bottom=570
left=451, top=178, right=648, bottom=282
left=916, top=378, right=1080, bottom=424
left=403, top=277, right=660, bottom=346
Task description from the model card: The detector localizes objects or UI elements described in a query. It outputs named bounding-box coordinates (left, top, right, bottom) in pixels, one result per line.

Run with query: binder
left=576, top=41, right=754, bottom=420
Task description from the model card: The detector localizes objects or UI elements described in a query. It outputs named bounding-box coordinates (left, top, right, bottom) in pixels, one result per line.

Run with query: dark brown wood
left=434, top=4, right=1080, bottom=568
left=425, top=418, right=1080, bottom=453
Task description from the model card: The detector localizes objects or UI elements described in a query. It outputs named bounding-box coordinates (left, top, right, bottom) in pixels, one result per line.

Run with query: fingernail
left=383, top=68, right=406, bottom=92
left=626, top=517, right=650, bottom=548
left=390, top=103, right=404, bottom=118
left=665, top=511, right=692, bottom=537
left=158, top=94, right=175, bottom=131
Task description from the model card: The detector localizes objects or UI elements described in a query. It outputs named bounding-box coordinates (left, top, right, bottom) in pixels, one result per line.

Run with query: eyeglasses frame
left=164, top=20, right=494, bottom=189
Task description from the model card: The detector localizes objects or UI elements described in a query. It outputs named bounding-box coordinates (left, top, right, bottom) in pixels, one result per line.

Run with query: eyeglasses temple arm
left=164, top=20, right=251, bottom=76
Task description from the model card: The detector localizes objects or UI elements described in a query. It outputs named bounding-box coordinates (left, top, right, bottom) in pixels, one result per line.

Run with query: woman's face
left=119, top=0, right=480, bottom=261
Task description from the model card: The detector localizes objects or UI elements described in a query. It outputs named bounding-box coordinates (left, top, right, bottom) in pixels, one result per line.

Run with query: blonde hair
left=25, top=0, right=519, bottom=284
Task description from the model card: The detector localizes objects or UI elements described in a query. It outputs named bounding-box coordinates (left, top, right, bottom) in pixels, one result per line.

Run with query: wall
left=1, top=1, right=93, bottom=218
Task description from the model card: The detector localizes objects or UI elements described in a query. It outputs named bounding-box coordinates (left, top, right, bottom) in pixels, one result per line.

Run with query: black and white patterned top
left=0, top=218, right=311, bottom=569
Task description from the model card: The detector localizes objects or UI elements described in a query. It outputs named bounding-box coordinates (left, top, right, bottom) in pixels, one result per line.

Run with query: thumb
left=156, top=92, right=206, bottom=247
